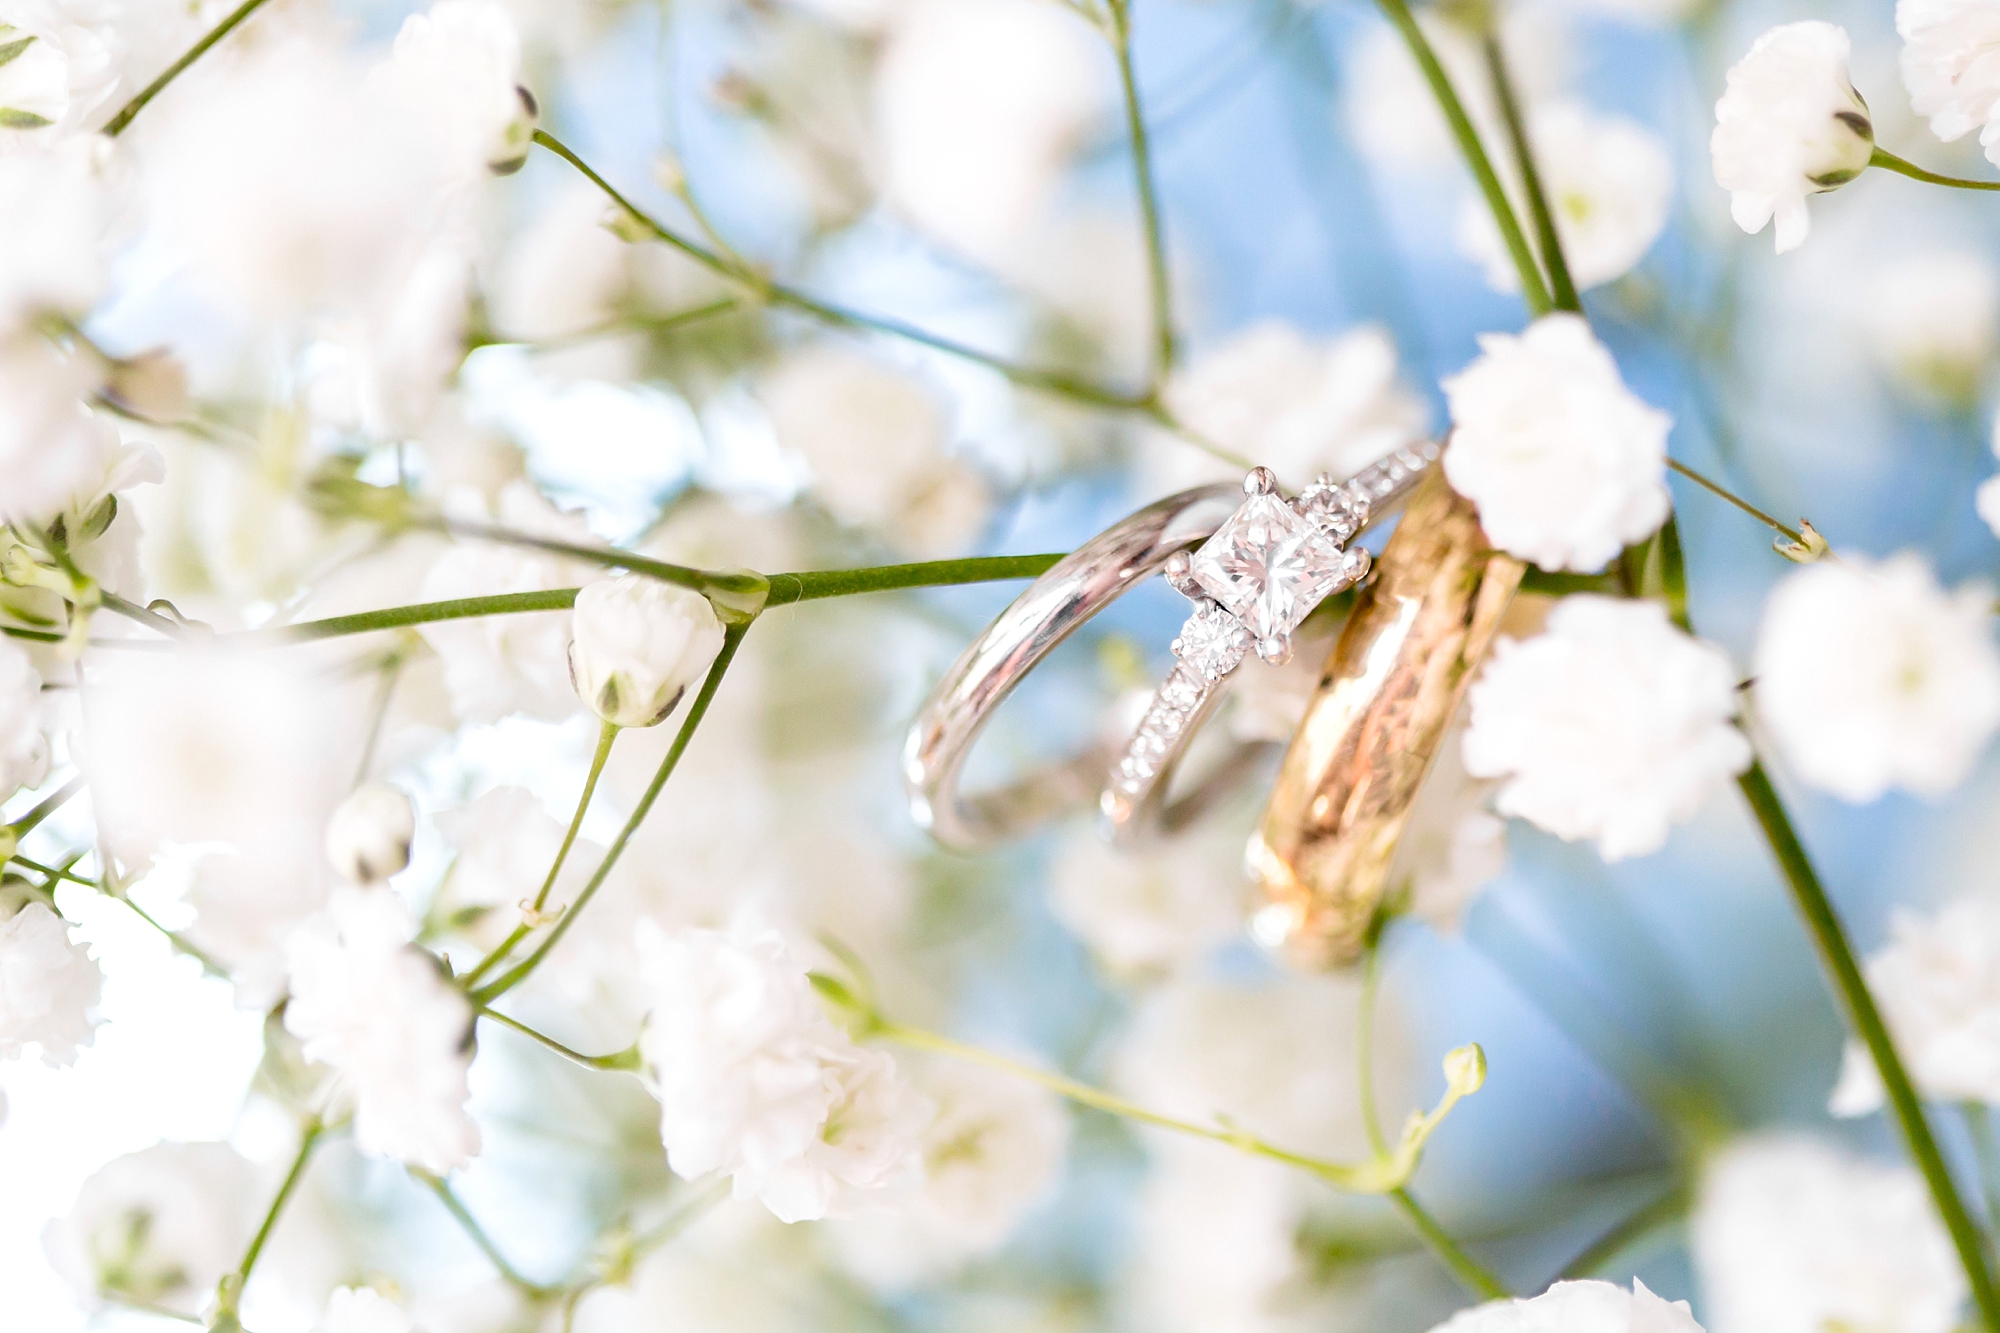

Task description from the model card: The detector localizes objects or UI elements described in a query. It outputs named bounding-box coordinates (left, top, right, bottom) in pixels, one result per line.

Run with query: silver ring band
left=1100, top=441, right=1443, bottom=846
left=903, top=483, right=1243, bottom=850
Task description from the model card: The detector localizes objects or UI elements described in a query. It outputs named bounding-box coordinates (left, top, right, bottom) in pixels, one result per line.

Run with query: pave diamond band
left=1100, top=441, right=1442, bottom=846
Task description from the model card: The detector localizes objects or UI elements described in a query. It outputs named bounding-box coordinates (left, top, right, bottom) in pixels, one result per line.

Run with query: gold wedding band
left=1246, top=468, right=1525, bottom=967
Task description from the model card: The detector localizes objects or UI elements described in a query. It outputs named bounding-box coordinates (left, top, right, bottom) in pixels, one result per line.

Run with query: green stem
left=422, top=518, right=767, bottom=601
left=1372, top=0, right=1551, bottom=315
left=9, top=852, right=96, bottom=887
left=472, top=623, right=749, bottom=1003
left=476, top=299, right=740, bottom=354
left=461, top=721, right=619, bottom=989
left=1108, top=0, right=1178, bottom=382
left=221, top=1119, right=323, bottom=1316
left=101, top=0, right=274, bottom=137
left=351, top=655, right=404, bottom=789
left=8, top=774, right=84, bottom=837
left=99, top=593, right=191, bottom=641
left=1389, top=1188, right=1510, bottom=1301
left=243, top=556, right=1068, bottom=646
left=1737, top=759, right=2000, bottom=1329
left=474, top=1004, right=640, bottom=1072
left=1870, top=146, right=2000, bottom=192
left=530, top=130, right=1155, bottom=412
left=1666, top=458, right=1802, bottom=545
left=1358, top=938, right=1510, bottom=1299
left=1964, top=1103, right=2000, bottom=1226
left=1482, top=33, right=1578, bottom=313
left=419, top=1172, right=552, bottom=1296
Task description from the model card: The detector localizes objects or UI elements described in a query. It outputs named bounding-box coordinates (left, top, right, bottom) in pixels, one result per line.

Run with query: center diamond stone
left=1188, top=493, right=1355, bottom=642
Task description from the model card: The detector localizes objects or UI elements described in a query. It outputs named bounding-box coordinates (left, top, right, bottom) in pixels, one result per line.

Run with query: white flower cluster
left=1693, top=1134, right=1965, bottom=1333
left=1712, top=22, right=1873, bottom=254
left=1754, top=554, right=2000, bottom=802
left=1832, top=894, right=2000, bottom=1112
left=284, top=887, right=482, bottom=1173
left=1430, top=1280, right=1703, bottom=1333
left=1899, top=0, right=2000, bottom=169
left=635, top=920, right=930, bottom=1223
left=0, top=895, right=101, bottom=1064
left=1443, top=314, right=1672, bottom=572
left=1160, top=322, right=1430, bottom=492
left=1464, top=596, right=1749, bottom=861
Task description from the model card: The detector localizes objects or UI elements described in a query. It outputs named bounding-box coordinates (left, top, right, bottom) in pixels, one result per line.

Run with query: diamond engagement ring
left=903, top=483, right=1247, bottom=850
left=1100, top=441, right=1441, bottom=844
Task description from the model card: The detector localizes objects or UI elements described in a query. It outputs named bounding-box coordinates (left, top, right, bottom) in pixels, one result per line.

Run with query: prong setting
left=1243, top=466, right=1278, bottom=497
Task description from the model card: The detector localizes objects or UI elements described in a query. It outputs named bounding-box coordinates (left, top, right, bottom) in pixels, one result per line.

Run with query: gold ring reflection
left=1247, top=468, right=1524, bottom=967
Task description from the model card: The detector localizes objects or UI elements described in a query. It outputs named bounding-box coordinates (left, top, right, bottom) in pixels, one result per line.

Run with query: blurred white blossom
left=372, top=0, right=535, bottom=180
left=636, top=920, right=928, bottom=1222
left=0, top=134, right=110, bottom=328
left=1459, top=102, right=1672, bottom=293
left=309, top=241, right=473, bottom=440
left=0, top=635, right=46, bottom=798
left=1345, top=11, right=1568, bottom=171
left=143, top=41, right=448, bottom=322
left=875, top=0, right=1102, bottom=260
left=325, top=784, right=417, bottom=885
left=417, top=482, right=598, bottom=724
left=284, top=887, right=482, bottom=1173
left=1711, top=22, right=1873, bottom=255
left=1047, top=822, right=1247, bottom=979
left=1830, top=894, right=2000, bottom=1112
left=1463, top=596, right=1749, bottom=861
left=0, top=332, right=120, bottom=527
left=759, top=344, right=989, bottom=557
left=831, top=1059, right=1070, bottom=1287
left=318, top=1286, right=419, bottom=1333
left=1754, top=553, right=2000, bottom=801
left=86, top=651, right=356, bottom=998
left=1122, top=1151, right=1314, bottom=1333
left=1387, top=710, right=1507, bottom=932
left=0, top=0, right=120, bottom=148
left=0, top=898, right=99, bottom=1063
left=1428, top=1281, right=1702, bottom=1333
left=1693, top=1134, right=1964, bottom=1333
left=1864, top=249, right=1999, bottom=408
left=569, top=573, right=725, bottom=728
left=1159, top=322, right=1429, bottom=492
left=1442, top=314, right=1671, bottom=572
left=43, top=1140, right=260, bottom=1318
left=1900, top=0, right=2000, bottom=168
left=432, top=784, right=599, bottom=958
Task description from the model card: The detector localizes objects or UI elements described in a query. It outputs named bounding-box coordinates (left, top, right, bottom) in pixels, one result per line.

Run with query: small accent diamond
left=1173, top=603, right=1251, bottom=680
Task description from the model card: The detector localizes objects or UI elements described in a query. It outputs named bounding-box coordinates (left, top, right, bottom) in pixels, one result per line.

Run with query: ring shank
left=903, top=483, right=1241, bottom=850
left=1246, top=469, right=1524, bottom=967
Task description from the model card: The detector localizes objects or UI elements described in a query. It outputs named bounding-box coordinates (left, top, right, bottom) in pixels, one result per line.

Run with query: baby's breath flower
left=1831, top=895, right=2000, bottom=1113
left=0, top=898, right=100, bottom=1063
left=1754, top=553, right=2000, bottom=801
left=324, top=784, right=417, bottom=885
left=317, top=1286, right=419, bottom=1333
left=1442, top=314, right=1671, bottom=572
left=1711, top=22, right=1873, bottom=255
left=568, top=574, right=726, bottom=729
left=1429, top=1281, right=1702, bottom=1333
left=1899, top=0, right=2000, bottom=168
left=1462, top=596, right=1749, bottom=861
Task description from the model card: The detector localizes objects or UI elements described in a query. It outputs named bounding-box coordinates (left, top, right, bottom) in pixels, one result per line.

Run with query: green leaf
left=0, top=36, right=37, bottom=70
left=0, top=107, right=52, bottom=130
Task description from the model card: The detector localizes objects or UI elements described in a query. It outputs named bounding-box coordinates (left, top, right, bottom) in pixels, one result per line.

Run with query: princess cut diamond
left=1187, top=493, right=1360, bottom=643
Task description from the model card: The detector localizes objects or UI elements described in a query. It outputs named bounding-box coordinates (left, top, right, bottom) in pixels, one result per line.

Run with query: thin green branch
left=9, top=852, right=97, bottom=887
left=1666, top=459, right=1803, bottom=545
left=1964, top=1102, right=2000, bottom=1226
left=99, top=593, right=191, bottom=641
left=420, top=517, right=766, bottom=601
left=215, top=1119, right=324, bottom=1326
left=242, top=555, right=1068, bottom=646
left=1482, top=33, right=1578, bottom=312
left=1372, top=0, right=1551, bottom=315
left=1870, top=146, right=2000, bottom=192
left=461, top=721, right=618, bottom=989
left=472, top=623, right=749, bottom=1003
left=1358, top=936, right=1510, bottom=1299
left=1389, top=1188, right=1510, bottom=1300
left=1107, top=0, right=1178, bottom=382
left=474, top=1004, right=640, bottom=1072
left=101, top=0, right=275, bottom=137
left=763, top=553, right=1065, bottom=606
left=873, top=1018, right=1485, bottom=1195
left=1736, top=759, right=2000, bottom=1329
left=530, top=130, right=1155, bottom=412
left=418, top=1172, right=553, bottom=1297
left=474, top=299, right=741, bottom=355
left=8, top=774, right=84, bottom=837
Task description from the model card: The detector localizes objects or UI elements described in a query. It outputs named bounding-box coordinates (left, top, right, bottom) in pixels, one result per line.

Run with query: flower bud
left=325, top=783, right=416, bottom=884
left=567, top=575, right=725, bottom=729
